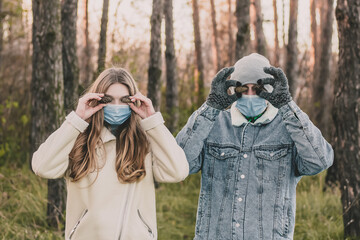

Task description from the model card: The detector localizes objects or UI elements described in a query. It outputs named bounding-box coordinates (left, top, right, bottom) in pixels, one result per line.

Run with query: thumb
left=92, top=104, right=106, bottom=114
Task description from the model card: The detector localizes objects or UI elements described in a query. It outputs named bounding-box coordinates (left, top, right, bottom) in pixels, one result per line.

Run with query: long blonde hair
left=68, top=68, right=150, bottom=183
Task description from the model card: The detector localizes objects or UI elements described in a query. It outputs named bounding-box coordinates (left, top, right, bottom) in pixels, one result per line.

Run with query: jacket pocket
left=68, top=209, right=88, bottom=240
left=275, top=198, right=294, bottom=237
left=254, top=146, right=289, bottom=182
left=207, top=143, right=240, bottom=180
left=137, top=209, right=155, bottom=239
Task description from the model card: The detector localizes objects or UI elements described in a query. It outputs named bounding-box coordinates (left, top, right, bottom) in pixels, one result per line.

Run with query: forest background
left=0, top=0, right=359, bottom=239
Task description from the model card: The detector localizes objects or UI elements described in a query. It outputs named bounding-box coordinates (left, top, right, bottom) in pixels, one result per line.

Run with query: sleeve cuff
left=65, top=111, right=89, bottom=132
left=140, top=112, right=164, bottom=131
left=278, top=100, right=300, bottom=117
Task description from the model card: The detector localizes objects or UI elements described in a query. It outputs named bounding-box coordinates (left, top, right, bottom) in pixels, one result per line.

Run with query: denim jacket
left=176, top=101, right=333, bottom=240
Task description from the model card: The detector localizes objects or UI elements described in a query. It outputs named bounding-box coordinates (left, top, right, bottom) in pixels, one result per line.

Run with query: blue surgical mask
left=103, top=105, right=131, bottom=126
left=236, top=95, right=267, bottom=117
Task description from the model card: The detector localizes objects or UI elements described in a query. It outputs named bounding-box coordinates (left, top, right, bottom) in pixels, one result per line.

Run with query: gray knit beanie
left=230, top=53, right=274, bottom=92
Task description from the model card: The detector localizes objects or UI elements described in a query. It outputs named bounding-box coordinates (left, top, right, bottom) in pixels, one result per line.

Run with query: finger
left=128, top=103, right=142, bottom=115
left=223, top=66, right=235, bottom=78
left=128, top=103, right=138, bottom=111
left=255, top=87, right=265, bottom=96
left=214, top=67, right=235, bottom=84
left=275, top=68, right=289, bottom=86
left=130, top=94, right=152, bottom=106
left=257, top=77, right=275, bottom=86
left=86, top=93, right=104, bottom=99
left=129, top=92, right=144, bottom=101
left=82, top=93, right=104, bottom=102
left=88, top=103, right=106, bottom=115
left=228, top=93, right=238, bottom=102
left=258, top=91, right=271, bottom=100
left=263, top=66, right=278, bottom=77
left=225, top=80, right=238, bottom=89
left=94, top=103, right=106, bottom=111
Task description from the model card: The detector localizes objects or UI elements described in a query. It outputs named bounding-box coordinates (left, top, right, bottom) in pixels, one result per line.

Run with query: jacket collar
left=230, top=101, right=278, bottom=126
left=100, top=126, right=116, bottom=143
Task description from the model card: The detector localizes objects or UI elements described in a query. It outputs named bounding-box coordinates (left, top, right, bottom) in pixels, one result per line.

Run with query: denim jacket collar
left=230, top=101, right=278, bottom=126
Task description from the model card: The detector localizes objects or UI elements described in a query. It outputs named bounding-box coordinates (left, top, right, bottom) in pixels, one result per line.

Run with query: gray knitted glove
left=256, top=67, right=292, bottom=109
left=206, top=67, right=238, bottom=110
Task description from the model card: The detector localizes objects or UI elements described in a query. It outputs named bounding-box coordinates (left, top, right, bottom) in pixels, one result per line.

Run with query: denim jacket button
left=238, top=197, right=243, bottom=202
left=221, top=152, right=225, bottom=156
left=243, top=154, right=248, bottom=158
left=235, top=223, right=240, bottom=228
left=270, top=152, right=274, bottom=157
left=240, top=174, right=245, bottom=179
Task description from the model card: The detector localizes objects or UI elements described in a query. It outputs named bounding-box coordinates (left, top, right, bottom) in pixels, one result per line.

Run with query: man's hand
left=257, top=67, right=292, bottom=109
left=206, top=67, right=238, bottom=110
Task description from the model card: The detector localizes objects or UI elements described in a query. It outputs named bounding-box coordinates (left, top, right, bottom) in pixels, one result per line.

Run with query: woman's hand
left=75, top=93, right=106, bottom=120
left=128, top=93, right=155, bottom=119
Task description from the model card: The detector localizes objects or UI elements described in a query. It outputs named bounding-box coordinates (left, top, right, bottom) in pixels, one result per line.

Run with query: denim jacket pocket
left=274, top=197, right=294, bottom=238
left=207, top=143, right=240, bottom=180
left=254, top=146, right=289, bottom=183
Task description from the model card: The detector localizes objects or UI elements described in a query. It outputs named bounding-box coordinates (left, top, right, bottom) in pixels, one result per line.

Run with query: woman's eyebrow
left=103, top=94, right=114, bottom=99
left=104, top=94, right=130, bottom=98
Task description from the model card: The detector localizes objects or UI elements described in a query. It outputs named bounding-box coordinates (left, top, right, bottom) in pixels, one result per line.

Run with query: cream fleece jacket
left=32, top=111, right=189, bottom=240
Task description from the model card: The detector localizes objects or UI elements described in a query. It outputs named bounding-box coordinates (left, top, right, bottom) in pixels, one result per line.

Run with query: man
left=176, top=53, right=333, bottom=240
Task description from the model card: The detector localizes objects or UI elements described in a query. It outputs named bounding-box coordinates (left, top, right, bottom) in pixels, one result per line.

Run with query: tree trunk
left=281, top=0, right=285, bottom=53
left=148, top=0, right=163, bottom=111
left=309, top=0, right=318, bottom=121
left=333, top=0, right=360, bottom=237
left=210, top=0, right=221, bottom=71
left=0, top=0, right=3, bottom=67
left=310, top=0, right=318, bottom=73
left=111, top=0, right=123, bottom=44
left=319, top=0, right=336, bottom=189
left=253, top=0, right=267, bottom=58
left=82, top=0, right=92, bottom=88
left=61, top=0, right=79, bottom=114
left=164, top=0, right=178, bottom=133
left=272, top=0, right=279, bottom=66
left=192, top=0, right=205, bottom=106
left=313, top=0, right=334, bottom=132
left=285, top=0, right=298, bottom=95
left=31, top=0, right=65, bottom=229
left=228, top=0, right=234, bottom=64
left=235, top=0, right=250, bottom=60
left=97, top=0, right=109, bottom=73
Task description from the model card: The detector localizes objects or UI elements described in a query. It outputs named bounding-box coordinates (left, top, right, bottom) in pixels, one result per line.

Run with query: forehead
left=105, top=83, right=129, bottom=97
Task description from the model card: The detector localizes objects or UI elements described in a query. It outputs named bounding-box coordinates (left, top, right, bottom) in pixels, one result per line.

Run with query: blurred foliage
left=156, top=174, right=200, bottom=240
left=0, top=164, right=63, bottom=239
left=0, top=97, right=31, bottom=168
left=0, top=162, right=345, bottom=240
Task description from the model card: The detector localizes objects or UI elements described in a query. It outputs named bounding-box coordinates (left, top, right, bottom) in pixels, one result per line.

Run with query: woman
left=32, top=68, right=189, bottom=240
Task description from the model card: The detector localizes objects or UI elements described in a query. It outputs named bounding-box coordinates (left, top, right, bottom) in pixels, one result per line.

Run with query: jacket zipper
left=68, top=209, right=88, bottom=240
left=137, top=209, right=154, bottom=238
